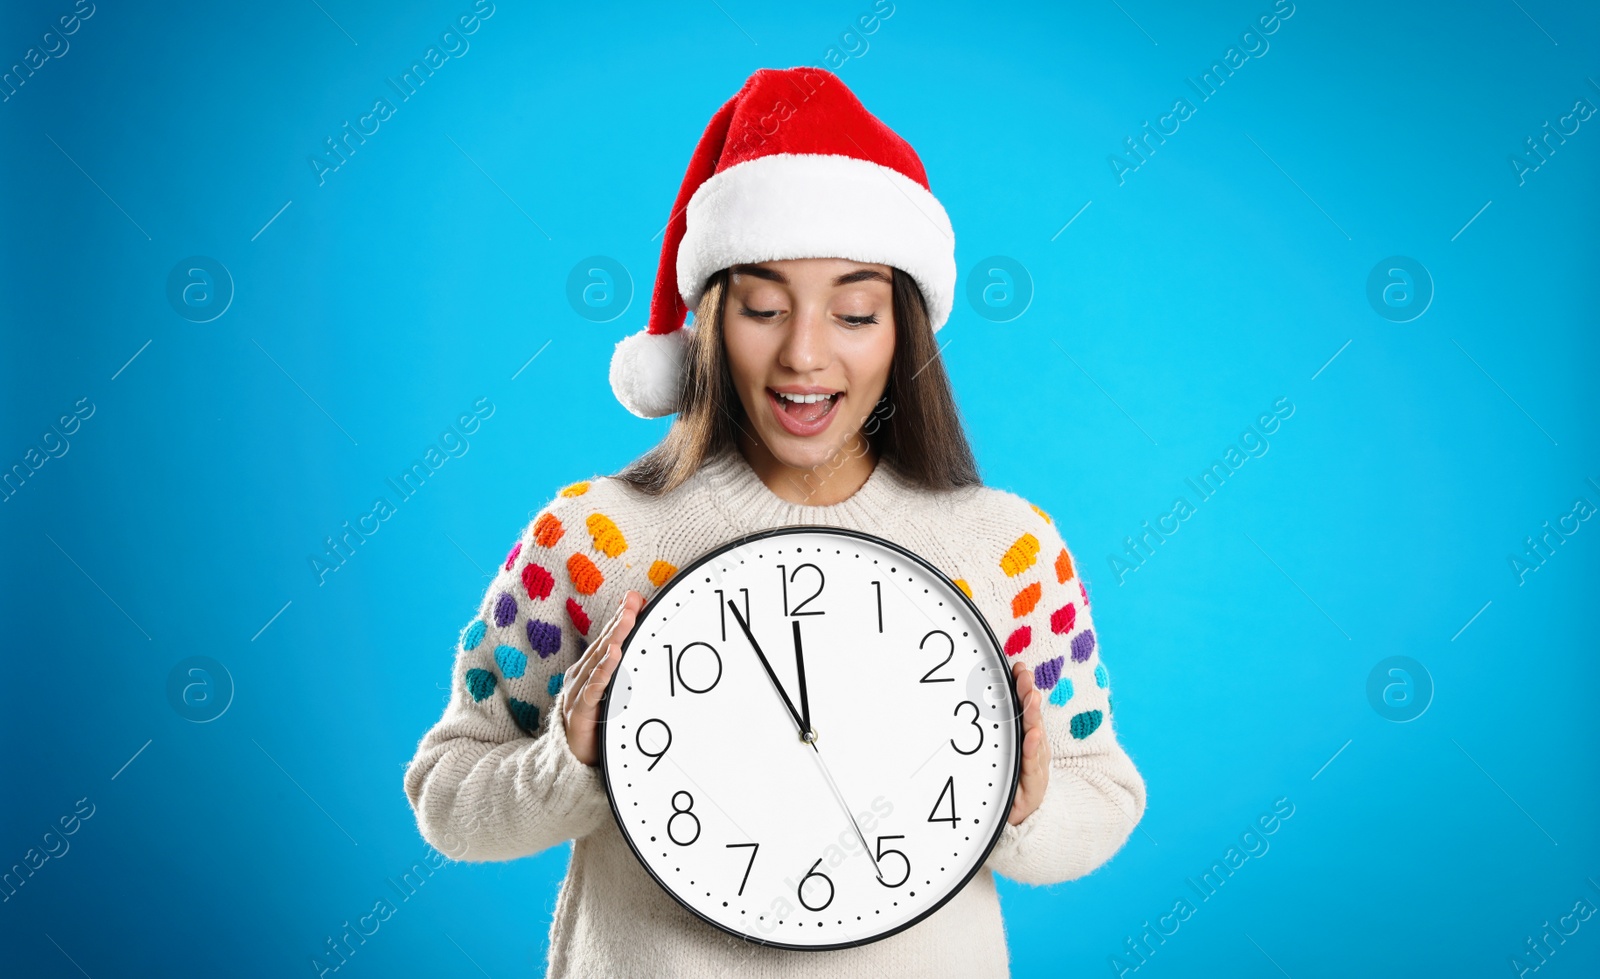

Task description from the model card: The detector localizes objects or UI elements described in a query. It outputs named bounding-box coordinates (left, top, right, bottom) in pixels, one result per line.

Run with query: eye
left=840, top=314, right=879, bottom=327
left=738, top=305, right=780, bottom=320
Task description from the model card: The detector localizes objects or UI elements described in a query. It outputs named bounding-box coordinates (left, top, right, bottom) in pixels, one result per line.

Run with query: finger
left=576, top=596, right=644, bottom=715
left=1014, top=661, right=1037, bottom=702
left=1020, top=686, right=1040, bottom=733
left=567, top=597, right=631, bottom=696
left=565, top=592, right=644, bottom=729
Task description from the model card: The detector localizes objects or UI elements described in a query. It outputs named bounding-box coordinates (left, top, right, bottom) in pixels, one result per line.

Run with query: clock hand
left=727, top=600, right=806, bottom=738
left=789, top=622, right=883, bottom=880
left=805, top=741, right=886, bottom=882
left=792, top=620, right=812, bottom=742
left=729, top=604, right=883, bottom=880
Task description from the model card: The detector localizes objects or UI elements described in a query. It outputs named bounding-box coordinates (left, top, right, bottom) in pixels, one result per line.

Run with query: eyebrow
left=729, top=264, right=891, bottom=287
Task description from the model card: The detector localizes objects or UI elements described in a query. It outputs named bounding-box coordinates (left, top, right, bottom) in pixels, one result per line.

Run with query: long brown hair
left=613, top=266, right=981, bottom=496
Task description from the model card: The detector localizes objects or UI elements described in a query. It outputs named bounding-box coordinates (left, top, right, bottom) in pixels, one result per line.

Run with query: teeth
left=775, top=391, right=836, bottom=404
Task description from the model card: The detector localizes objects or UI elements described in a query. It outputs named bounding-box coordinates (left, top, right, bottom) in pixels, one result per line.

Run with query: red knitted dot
left=1003, top=626, right=1032, bottom=657
left=566, top=597, right=592, bottom=636
left=1049, top=603, right=1076, bottom=635
left=522, top=562, right=554, bottom=601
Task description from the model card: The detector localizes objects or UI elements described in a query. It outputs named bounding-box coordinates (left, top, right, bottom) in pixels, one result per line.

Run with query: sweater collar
left=694, top=446, right=912, bottom=532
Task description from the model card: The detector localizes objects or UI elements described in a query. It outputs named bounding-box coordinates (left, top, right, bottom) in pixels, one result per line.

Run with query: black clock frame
left=596, top=524, right=1025, bottom=952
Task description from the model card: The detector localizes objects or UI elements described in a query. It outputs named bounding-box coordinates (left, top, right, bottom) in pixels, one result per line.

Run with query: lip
left=765, top=387, right=843, bottom=438
left=768, top=384, right=841, bottom=395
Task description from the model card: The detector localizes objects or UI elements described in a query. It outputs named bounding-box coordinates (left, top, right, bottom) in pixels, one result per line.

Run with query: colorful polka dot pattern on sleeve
left=450, top=480, right=668, bottom=740
left=978, top=502, right=1112, bottom=743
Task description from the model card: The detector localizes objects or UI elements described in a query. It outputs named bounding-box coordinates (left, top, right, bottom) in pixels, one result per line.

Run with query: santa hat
left=609, top=67, right=956, bottom=418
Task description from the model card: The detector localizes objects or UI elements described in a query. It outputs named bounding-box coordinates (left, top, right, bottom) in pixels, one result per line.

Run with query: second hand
left=806, top=741, right=885, bottom=881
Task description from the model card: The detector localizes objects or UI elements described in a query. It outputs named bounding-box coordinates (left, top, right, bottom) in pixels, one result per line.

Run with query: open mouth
left=766, top=388, right=843, bottom=434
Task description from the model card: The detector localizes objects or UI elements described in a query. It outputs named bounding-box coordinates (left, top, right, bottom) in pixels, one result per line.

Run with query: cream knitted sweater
left=403, top=448, right=1147, bottom=978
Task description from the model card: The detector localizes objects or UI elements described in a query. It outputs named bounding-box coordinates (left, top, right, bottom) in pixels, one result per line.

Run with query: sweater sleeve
left=403, top=483, right=619, bottom=863
left=978, top=506, right=1148, bottom=886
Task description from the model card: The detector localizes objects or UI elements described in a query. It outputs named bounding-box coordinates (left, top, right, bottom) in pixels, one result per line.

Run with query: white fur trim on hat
left=675, top=153, right=956, bottom=330
left=609, top=325, right=695, bottom=419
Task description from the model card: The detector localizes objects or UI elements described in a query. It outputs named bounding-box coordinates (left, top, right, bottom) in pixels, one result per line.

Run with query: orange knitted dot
left=952, top=578, right=972, bottom=599
left=533, top=513, right=564, bottom=547
left=1011, top=582, right=1041, bottom=618
left=586, top=513, right=627, bottom=558
left=648, top=560, right=677, bottom=587
left=567, top=553, right=604, bottom=595
left=559, top=480, right=590, bottom=497
left=1031, top=503, right=1052, bottom=524
left=1055, top=547, right=1074, bottom=583
left=1000, top=533, right=1040, bottom=577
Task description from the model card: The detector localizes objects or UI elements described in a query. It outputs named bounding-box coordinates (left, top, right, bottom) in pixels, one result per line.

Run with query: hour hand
left=727, top=600, right=806, bottom=737
left=792, top=619, right=813, bottom=741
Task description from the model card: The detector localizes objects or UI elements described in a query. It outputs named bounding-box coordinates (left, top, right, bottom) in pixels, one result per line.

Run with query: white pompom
left=609, top=327, right=694, bottom=418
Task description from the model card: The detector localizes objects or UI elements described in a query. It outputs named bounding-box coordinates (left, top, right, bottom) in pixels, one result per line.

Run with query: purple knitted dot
left=526, top=619, right=561, bottom=658
left=494, top=592, right=518, bottom=628
left=1070, top=629, right=1096, bottom=663
left=1033, top=655, right=1065, bottom=691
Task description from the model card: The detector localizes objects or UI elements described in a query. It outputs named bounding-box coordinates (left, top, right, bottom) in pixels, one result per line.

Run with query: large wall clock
left=598, top=526, right=1022, bottom=951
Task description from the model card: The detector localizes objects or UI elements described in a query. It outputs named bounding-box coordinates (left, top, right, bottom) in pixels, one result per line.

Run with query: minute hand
left=727, top=601, right=806, bottom=738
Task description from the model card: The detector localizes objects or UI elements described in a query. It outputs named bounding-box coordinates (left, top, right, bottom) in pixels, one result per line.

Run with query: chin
left=766, top=439, right=840, bottom=473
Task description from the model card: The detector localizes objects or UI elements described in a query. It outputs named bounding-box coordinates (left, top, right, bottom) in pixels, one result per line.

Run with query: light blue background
left=3, top=1, right=1597, bottom=976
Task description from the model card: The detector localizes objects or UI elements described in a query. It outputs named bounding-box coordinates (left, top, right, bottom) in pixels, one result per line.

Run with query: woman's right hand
left=562, top=589, right=645, bottom=767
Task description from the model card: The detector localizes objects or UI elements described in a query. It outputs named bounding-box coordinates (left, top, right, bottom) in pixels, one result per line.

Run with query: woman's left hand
left=1007, top=660, right=1051, bottom=826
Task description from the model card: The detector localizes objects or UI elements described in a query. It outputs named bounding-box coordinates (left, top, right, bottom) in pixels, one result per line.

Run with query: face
left=722, top=257, right=896, bottom=477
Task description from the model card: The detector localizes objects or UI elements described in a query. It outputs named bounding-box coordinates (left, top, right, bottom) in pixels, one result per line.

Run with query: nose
left=777, top=302, right=829, bottom=374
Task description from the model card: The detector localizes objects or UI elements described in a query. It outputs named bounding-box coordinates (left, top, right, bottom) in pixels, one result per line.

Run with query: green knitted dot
left=508, top=697, right=541, bottom=734
left=1069, top=709, right=1103, bottom=740
left=465, top=668, right=496, bottom=702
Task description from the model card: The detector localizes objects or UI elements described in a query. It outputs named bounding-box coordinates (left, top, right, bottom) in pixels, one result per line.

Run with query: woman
left=404, top=67, right=1146, bottom=978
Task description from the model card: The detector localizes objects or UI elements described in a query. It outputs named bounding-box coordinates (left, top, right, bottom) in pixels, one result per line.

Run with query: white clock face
left=599, top=527, right=1021, bottom=950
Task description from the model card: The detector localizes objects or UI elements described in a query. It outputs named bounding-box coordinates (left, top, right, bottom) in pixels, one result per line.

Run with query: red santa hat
left=609, top=66, right=956, bottom=418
